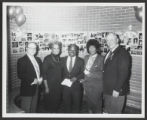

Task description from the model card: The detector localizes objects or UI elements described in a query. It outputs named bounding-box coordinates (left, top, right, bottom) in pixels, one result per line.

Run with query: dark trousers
left=21, top=87, right=38, bottom=113
left=62, top=82, right=83, bottom=113
left=103, top=94, right=126, bottom=113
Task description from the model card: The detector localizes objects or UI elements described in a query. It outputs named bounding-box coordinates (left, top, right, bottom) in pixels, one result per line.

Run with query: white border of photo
left=2, top=2, right=145, bottom=118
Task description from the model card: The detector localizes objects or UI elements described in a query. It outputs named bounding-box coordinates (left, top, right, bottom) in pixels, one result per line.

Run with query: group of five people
left=17, top=32, right=131, bottom=114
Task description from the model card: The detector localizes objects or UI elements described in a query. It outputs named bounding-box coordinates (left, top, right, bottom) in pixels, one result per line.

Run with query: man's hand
left=70, top=77, right=77, bottom=82
left=112, top=90, right=119, bottom=97
left=31, top=78, right=38, bottom=85
left=45, top=87, right=49, bottom=94
left=38, top=77, right=43, bottom=85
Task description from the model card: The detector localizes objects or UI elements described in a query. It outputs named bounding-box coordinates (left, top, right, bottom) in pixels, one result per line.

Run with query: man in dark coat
left=61, top=44, right=84, bottom=113
left=103, top=33, right=131, bottom=113
left=17, top=42, right=42, bottom=113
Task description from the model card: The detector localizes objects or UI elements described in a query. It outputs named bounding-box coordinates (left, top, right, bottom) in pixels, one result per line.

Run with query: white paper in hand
left=61, top=79, right=73, bottom=87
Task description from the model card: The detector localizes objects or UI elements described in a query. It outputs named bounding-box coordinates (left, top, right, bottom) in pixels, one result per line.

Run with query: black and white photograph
left=12, top=42, right=18, bottom=48
left=27, top=37, right=32, bottom=41
left=19, top=41, right=24, bottom=47
left=2, top=2, right=146, bottom=118
left=19, top=47, right=25, bottom=53
left=139, top=32, right=142, bottom=40
left=12, top=48, right=19, bottom=54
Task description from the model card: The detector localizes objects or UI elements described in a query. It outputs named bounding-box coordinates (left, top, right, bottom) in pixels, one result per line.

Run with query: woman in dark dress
left=42, top=41, right=62, bottom=113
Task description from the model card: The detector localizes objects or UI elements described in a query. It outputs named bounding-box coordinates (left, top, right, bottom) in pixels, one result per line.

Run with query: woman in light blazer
left=82, top=39, right=104, bottom=113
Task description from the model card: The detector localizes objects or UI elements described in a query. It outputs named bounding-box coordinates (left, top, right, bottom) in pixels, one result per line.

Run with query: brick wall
left=8, top=6, right=143, bottom=109
left=127, top=55, right=142, bottom=109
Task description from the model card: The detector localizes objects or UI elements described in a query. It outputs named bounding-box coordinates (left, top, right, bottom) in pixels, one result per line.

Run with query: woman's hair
left=49, top=41, right=62, bottom=50
left=86, top=39, right=101, bottom=54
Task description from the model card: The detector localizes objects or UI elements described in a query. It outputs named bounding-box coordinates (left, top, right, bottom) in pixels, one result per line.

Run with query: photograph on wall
left=19, top=42, right=25, bottom=47
left=33, top=34, right=40, bottom=40
left=139, top=32, right=142, bottom=39
left=12, top=48, right=19, bottom=54
left=25, top=42, right=28, bottom=48
left=2, top=2, right=145, bottom=119
left=21, top=37, right=26, bottom=42
left=19, top=47, right=25, bottom=53
left=27, top=37, right=32, bottom=41
left=11, top=37, right=16, bottom=41
left=27, top=33, right=32, bottom=37
left=12, top=42, right=18, bottom=48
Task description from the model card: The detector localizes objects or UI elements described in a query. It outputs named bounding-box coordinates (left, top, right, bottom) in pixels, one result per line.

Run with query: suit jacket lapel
left=104, top=46, right=120, bottom=65
left=65, top=57, right=69, bottom=73
left=35, top=57, right=41, bottom=68
left=26, top=55, right=37, bottom=77
left=111, top=46, right=120, bottom=60
left=104, top=53, right=111, bottom=65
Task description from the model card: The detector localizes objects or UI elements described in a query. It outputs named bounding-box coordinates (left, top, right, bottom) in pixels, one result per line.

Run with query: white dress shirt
left=66, top=56, right=76, bottom=72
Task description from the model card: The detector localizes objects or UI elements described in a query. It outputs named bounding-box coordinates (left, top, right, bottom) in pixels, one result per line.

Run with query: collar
left=68, top=56, right=76, bottom=59
left=89, top=53, right=97, bottom=58
left=111, top=45, right=119, bottom=52
left=27, top=53, right=35, bottom=59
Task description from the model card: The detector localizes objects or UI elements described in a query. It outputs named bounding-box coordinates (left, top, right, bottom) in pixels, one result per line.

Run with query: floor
left=14, top=94, right=141, bottom=114
left=8, top=87, right=141, bottom=114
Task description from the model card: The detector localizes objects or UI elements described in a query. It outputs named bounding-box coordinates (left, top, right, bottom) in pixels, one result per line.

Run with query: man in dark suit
left=103, top=33, right=131, bottom=113
left=17, top=42, right=42, bottom=113
left=61, top=44, right=84, bottom=113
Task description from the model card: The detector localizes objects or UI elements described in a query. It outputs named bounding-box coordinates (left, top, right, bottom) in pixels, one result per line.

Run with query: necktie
left=69, top=57, right=73, bottom=73
left=104, top=51, right=112, bottom=63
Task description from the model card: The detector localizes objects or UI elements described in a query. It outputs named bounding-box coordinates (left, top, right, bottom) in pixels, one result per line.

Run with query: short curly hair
left=49, top=41, right=62, bottom=50
left=86, top=39, right=100, bottom=54
left=68, top=44, right=79, bottom=55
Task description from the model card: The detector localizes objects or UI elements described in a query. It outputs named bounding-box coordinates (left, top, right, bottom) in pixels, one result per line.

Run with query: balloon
left=134, top=6, right=138, bottom=11
left=15, top=14, right=26, bottom=26
left=139, top=10, right=143, bottom=18
left=135, top=10, right=142, bottom=22
left=8, top=6, right=16, bottom=18
left=134, top=6, right=142, bottom=12
left=134, top=6, right=142, bottom=22
left=15, top=6, right=23, bottom=15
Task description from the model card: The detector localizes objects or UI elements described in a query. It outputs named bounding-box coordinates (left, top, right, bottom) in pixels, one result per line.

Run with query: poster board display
left=10, top=31, right=143, bottom=56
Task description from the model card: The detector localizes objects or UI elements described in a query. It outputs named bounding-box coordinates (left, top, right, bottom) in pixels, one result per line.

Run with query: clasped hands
left=70, top=77, right=77, bottom=82
left=112, top=90, right=119, bottom=97
left=31, top=77, right=43, bottom=86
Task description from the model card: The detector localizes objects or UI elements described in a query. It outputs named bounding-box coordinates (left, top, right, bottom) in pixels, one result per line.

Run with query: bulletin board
left=10, top=31, right=143, bottom=56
